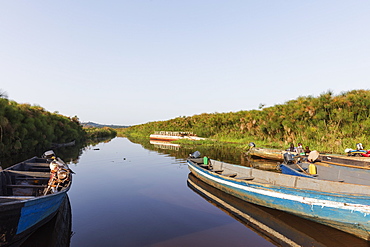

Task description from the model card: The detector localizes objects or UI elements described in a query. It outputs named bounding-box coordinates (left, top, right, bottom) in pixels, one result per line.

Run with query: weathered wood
left=187, top=157, right=370, bottom=240
left=212, top=170, right=223, bottom=173
left=221, top=173, right=237, bottom=177
left=6, top=185, right=46, bottom=188
left=235, top=176, right=255, bottom=180
left=6, top=170, right=50, bottom=178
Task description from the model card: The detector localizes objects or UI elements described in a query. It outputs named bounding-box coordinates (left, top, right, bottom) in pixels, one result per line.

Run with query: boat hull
left=187, top=173, right=369, bottom=246
left=0, top=192, right=67, bottom=245
left=187, top=159, right=370, bottom=240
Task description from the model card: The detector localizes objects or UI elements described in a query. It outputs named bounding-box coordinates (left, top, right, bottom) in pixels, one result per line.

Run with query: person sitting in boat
left=287, top=143, right=297, bottom=152
left=296, top=143, right=304, bottom=155
left=304, top=146, right=311, bottom=154
left=356, top=143, right=364, bottom=150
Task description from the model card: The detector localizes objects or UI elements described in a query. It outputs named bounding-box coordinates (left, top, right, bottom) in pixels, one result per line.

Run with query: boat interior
left=0, top=158, right=52, bottom=200
left=283, top=161, right=370, bottom=186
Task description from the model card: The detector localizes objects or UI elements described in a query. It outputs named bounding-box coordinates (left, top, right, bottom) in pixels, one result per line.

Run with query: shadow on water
left=187, top=173, right=370, bottom=247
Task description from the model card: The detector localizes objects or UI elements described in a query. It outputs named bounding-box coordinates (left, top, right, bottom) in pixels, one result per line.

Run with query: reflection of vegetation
left=126, top=136, right=248, bottom=165
left=122, top=90, right=370, bottom=154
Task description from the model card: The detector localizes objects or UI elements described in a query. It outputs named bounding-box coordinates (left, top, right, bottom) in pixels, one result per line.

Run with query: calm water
left=11, top=137, right=370, bottom=246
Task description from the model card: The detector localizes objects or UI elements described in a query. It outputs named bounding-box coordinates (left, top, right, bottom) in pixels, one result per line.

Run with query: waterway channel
left=4, top=137, right=370, bottom=246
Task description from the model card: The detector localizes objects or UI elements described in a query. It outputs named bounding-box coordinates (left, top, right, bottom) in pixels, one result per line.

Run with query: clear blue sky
left=1, top=1, right=370, bottom=126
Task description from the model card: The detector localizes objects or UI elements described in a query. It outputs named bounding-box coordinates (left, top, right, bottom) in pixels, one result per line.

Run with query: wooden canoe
left=187, top=156, right=370, bottom=240
left=187, top=173, right=369, bottom=246
left=0, top=151, right=72, bottom=246
left=247, top=147, right=370, bottom=170
left=247, top=147, right=297, bottom=161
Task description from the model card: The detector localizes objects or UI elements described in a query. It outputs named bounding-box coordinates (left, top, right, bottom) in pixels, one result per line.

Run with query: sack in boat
left=307, top=150, right=319, bottom=162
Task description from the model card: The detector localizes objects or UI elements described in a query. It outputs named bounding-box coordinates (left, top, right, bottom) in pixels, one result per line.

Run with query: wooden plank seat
left=15, top=177, right=49, bottom=180
left=200, top=165, right=210, bottom=169
left=24, top=162, right=49, bottom=167
left=211, top=169, right=224, bottom=173
left=6, top=184, right=47, bottom=188
left=235, top=176, right=255, bottom=180
left=221, top=173, right=237, bottom=177
left=28, top=167, right=50, bottom=172
left=6, top=170, right=51, bottom=178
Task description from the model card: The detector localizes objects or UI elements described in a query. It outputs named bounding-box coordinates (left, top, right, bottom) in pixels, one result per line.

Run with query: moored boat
left=187, top=153, right=370, bottom=240
left=187, top=173, right=369, bottom=246
left=0, top=151, right=72, bottom=246
left=149, top=131, right=205, bottom=141
left=247, top=146, right=370, bottom=169
left=247, top=146, right=296, bottom=162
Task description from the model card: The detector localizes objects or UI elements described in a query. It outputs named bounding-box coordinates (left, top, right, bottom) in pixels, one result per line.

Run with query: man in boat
left=304, top=146, right=311, bottom=154
left=287, top=143, right=297, bottom=152
left=296, top=143, right=304, bottom=155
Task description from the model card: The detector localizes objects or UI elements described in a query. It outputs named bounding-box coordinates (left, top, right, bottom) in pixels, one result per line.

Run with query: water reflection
left=149, top=140, right=180, bottom=151
left=187, top=173, right=369, bottom=247
left=130, top=136, right=284, bottom=173
left=17, top=195, right=72, bottom=247
left=0, top=137, right=115, bottom=169
left=127, top=136, right=249, bottom=165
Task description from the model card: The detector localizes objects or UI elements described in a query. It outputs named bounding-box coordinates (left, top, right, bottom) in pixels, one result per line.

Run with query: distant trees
left=124, top=90, right=370, bottom=154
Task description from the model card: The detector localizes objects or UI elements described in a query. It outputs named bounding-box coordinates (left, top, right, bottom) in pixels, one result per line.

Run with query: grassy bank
left=121, top=89, right=370, bottom=154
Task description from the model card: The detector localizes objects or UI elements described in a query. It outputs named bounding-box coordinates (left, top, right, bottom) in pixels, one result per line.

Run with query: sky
left=1, top=1, right=370, bottom=126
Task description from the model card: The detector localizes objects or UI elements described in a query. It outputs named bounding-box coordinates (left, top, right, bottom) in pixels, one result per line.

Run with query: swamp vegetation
left=0, top=97, right=116, bottom=157
left=121, top=90, right=370, bottom=154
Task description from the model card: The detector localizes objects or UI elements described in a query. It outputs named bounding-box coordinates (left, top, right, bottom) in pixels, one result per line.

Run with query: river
left=11, top=137, right=370, bottom=246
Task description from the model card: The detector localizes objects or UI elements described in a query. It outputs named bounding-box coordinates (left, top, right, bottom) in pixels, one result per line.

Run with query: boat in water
left=247, top=146, right=296, bottom=162
left=0, top=150, right=72, bottom=246
left=247, top=146, right=370, bottom=170
left=149, top=131, right=205, bottom=141
left=187, top=153, right=370, bottom=240
left=187, top=173, right=369, bottom=246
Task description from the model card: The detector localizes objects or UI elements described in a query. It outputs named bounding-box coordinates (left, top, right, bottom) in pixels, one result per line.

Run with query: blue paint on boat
left=187, top=159, right=370, bottom=240
left=279, top=164, right=314, bottom=178
left=16, top=193, right=66, bottom=234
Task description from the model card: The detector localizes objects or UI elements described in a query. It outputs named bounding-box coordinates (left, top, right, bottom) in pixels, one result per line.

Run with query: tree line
left=123, top=89, right=370, bottom=154
left=0, top=97, right=116, bottom=157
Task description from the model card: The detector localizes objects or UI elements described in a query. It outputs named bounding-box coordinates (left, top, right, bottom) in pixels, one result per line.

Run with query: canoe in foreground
left=187, top=156, right=370, bottom=240
left=187, top=173, right=369, bottom=247
left=0, top=151, right=72, bottom=246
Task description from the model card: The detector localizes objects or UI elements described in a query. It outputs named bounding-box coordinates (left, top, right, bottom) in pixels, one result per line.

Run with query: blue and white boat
left=0, top=151, right=72, bottom=246
left=187, top=155, right=370, bottom=241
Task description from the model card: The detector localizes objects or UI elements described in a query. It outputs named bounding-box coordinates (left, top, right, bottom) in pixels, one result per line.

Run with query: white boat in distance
left=149, top=131, right=205, bottom=141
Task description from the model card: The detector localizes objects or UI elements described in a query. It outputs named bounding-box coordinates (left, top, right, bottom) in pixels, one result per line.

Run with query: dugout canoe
left=0, top=150, right=72, bottom=246
left=247, top=147, right=296, bottom=162
left=187, top=155, right=370, bottom=240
